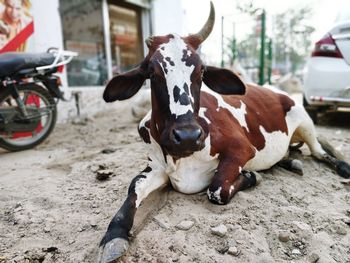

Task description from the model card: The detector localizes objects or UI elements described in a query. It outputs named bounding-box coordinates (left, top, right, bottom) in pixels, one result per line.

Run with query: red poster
left=0, top=0, right=34, bottom=53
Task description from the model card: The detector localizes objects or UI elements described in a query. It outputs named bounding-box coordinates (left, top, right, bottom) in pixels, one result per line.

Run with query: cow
left=97, top=2, right=350, bottom=262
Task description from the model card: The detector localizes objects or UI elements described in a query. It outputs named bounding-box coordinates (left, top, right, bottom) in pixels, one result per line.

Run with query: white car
left=303, top=11, right=350, bottom=122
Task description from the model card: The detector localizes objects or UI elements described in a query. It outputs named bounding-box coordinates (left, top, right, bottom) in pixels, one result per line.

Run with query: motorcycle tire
left=0, top=83, right=57, bottom=151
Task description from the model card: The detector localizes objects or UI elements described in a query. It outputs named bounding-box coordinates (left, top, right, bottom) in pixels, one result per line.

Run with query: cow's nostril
left=172, top=128, right=202, bottom=144
left=194, top=128, right=202, bottom=140
left=173, top=129, right=182, bottom=143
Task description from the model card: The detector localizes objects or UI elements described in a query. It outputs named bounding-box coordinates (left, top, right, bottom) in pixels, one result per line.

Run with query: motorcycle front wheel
left=0, top=83, right=57, bottom=151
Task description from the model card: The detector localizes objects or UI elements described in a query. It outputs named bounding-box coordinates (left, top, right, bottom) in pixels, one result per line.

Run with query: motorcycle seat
left=0, top=52, right=56, bottom=78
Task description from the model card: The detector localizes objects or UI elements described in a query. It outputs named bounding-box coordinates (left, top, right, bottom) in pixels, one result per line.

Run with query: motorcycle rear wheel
left=0, top=84, right=57, bottom=151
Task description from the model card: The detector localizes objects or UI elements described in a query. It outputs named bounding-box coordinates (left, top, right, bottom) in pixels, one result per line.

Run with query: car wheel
left=303, top=95, right=319, bottom=124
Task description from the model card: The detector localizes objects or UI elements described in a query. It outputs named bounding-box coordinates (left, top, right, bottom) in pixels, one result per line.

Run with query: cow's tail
left=289, top=142, right=304, bottom=151
left=318, top=135, right=346, bottom=161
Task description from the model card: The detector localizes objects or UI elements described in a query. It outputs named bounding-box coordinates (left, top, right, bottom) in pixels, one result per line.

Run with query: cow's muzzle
left=163, top=123, right=205, bottom=157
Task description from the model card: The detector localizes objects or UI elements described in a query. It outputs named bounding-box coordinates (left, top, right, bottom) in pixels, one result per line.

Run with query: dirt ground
left=0, top=100, right=350, bottom=263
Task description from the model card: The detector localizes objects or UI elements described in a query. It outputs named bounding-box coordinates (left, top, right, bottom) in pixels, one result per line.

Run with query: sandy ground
left=0, top=102, right=350, bottom=263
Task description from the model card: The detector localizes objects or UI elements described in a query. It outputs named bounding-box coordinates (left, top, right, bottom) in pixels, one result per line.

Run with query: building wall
left=32, top=0, right=63, bottom=52
left=31, top=0, right=74, bottom=122
left=152, top=0, right=184, bottom=35
left=31, top=0, right=67, bottom=86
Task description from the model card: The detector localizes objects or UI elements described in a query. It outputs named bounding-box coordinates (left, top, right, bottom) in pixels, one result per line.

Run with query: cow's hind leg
left=97, top=166, right=168, bottom=263
left=319, top=153, right=350, bottom=178
left=277, top=159, right=303, bottom=175
left=294, top=115, right=350, bottom=178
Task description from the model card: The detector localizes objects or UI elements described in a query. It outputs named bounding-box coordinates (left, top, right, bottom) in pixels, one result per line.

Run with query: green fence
left=221, top=9, right=272, bottom=85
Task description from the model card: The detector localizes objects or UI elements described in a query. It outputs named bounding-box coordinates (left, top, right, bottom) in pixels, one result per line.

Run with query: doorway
left=108, top=2, right=144, bottom=75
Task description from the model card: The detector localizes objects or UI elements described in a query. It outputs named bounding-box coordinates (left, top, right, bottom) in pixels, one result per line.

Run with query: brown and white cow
left=97, top=3, right=350, bottom=262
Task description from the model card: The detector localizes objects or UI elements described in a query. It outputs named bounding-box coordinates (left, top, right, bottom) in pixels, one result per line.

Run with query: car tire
left=303, top=95, right=318, bottom=124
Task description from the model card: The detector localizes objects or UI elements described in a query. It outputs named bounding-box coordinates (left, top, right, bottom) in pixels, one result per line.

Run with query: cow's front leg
left=97, top=166, right=168, bottom=263
left=207, top=157, right=260, bottom=205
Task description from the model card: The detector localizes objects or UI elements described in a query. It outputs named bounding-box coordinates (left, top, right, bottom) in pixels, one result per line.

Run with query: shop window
left=109, top=4, right=143, bottom=74
left=60, top=0, right=108, bottom=87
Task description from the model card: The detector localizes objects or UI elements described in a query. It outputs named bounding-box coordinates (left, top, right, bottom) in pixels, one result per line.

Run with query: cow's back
left=200, top=84, right=299, bottom=170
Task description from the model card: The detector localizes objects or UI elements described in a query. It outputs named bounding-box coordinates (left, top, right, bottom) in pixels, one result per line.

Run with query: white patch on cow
left=201, top=84, right=249, bottom=132
left=134, top=164, right=168, bottom=208
left=140, top=125, right=218, bottom=195
left=165, top=135, right=219, bottom=194
left=158, top=34, right=195, bottom=117
left=207, top=187, right=223, bottom=204
left=138, top=110, right=152, bottom=130
left=285, top=104, right=326, bottom=158
left=244, top=126, right=289, bottom=170
left=148, top=136, right=168, bottom=169
left=229, top=185, right=235, bottom=195
left=199, top=107, right=211, bottom=124
left=134, top=112, right=173, bottom=208
left=244, top=104, right=305, bottom=171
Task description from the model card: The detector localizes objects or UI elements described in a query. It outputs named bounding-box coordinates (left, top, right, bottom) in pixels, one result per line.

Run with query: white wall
left=31, top=0, right=70, bottom=88
left=31, top=0, right=77, bottom=122
left=152, top=0, right=184, bottom=36
left=31, top=0, right=63, bottom=52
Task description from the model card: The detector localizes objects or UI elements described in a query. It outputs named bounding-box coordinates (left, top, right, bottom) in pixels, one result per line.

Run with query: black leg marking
left=323, top=154, right=350, bottom=179
left=277, top=159, right=303, bottom=175
left=97, top=167, right=152, bottom=263
left=98, top=176, right=144, bottom=263
left=240, top=170, right=262, bottom=188
left=97, top=165, right=168, bottom=263
left=335, top=160, right=350, bottom=179
left=100, top=174, right=145, bottom=245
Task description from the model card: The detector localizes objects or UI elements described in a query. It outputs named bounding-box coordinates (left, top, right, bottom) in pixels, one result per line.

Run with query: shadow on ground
left=318, top=111, right=350, bottom=128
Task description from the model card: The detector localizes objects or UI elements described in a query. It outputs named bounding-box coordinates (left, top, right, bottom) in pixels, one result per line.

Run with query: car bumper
left=303, top=57, right=350, bottom=107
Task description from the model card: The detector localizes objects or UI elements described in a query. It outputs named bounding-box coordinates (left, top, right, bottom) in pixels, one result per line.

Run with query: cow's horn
left=189, top=1, right=215, bottom=45
left=145, top=37, right=154, bottom=48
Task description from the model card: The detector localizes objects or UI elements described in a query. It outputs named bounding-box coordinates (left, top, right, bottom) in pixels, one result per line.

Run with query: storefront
left=0, top=0, right=184, bottom=120
left=59, top=0, right=152, bottom=88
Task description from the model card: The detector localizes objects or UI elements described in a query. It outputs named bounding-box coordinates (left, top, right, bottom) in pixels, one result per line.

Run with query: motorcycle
left=0, top=48, right=77, bottom=151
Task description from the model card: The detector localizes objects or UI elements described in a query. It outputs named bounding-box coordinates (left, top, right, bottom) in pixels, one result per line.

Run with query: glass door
left=108, top=3, right=143, bottom=75
left=60, top=0, right=108, bottom=87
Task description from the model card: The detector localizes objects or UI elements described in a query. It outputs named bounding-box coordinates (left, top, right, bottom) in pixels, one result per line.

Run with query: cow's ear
left=203, top=66, right=246, bottom=95
left=103, top=67, right=147, bottom=102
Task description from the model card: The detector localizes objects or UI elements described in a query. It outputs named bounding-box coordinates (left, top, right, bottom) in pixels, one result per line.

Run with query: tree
left=233, top=1, right=315, bottom=75
left=274, top=7, right=315, bottom=74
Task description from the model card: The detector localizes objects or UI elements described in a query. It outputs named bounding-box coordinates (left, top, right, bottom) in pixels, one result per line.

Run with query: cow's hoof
left=252, top=171, right=262, bottom=185
left=290, top=159, right=303, bottom=175
left=207, top=187, right=225, bottom=205
left=278, top=159, right=303, bottom=176
left=336, top=160, right=350, bottom=179
left=241, top=171, right=262, bottom=186
left=97, top=238, right=129, bottom=263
